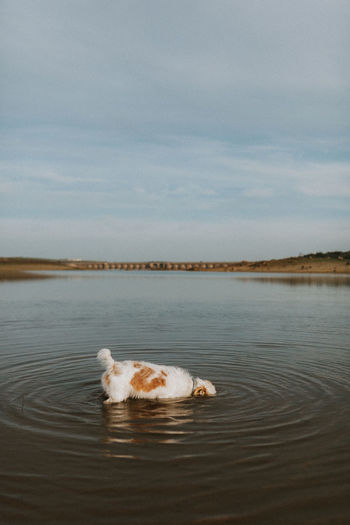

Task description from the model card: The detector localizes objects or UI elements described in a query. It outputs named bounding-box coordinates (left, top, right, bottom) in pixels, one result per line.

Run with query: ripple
left=0, top=351, right=101, bottom=446
left=0, top=338, right=349, bottom=525
left=2, top=342, right=349, bottom=454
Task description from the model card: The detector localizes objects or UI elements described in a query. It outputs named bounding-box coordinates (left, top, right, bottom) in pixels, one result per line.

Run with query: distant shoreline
left=1, top=251, right=349, bottom=281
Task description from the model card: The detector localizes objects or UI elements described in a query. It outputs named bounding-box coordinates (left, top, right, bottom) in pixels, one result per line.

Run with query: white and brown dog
left=97, top=348, right=216, bottom=403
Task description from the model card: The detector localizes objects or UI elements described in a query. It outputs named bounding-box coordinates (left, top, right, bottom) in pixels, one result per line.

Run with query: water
left=1, top=271, right=349, bottom=524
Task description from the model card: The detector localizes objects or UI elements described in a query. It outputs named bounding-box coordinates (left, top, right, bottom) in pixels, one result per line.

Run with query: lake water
left=1, top=271, right=349, bottom=524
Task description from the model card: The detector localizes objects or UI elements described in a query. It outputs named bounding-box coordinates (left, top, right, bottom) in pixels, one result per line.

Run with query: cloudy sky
left=1, top=0, right=349, bottom=261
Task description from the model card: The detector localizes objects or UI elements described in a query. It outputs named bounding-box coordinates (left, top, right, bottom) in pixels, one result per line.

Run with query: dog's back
left=97, top=348, right=215, bottom=402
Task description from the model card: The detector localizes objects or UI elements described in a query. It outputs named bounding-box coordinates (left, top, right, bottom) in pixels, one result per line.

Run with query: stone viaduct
left=70, top=261, right=233, bottom=271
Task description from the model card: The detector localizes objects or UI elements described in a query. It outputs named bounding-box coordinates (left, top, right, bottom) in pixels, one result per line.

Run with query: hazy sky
left=1, top=0, right=349, bottom=260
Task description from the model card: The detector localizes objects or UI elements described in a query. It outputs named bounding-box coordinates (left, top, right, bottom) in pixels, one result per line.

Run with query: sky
left=1, top=0, right=349, bottom=261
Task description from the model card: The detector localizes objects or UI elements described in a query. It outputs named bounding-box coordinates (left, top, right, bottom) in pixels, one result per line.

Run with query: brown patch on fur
left=112, top=363, right=119, bottom=375
left=161, top=370, right=168, bottom=377
left=130, top=365, right=167, bottom=392
left=133, top=362, right=142, bottom=369
left=193, top=386, right=208, bottom=397
left=104, top=373, right=111, bottom=386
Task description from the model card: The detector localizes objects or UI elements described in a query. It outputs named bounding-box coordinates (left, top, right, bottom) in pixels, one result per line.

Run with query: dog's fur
left=97, top=348, right=216, bottom=403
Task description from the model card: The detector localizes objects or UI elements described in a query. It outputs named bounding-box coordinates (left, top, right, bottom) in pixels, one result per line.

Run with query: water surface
left=1, top=271, right=349, bottom=524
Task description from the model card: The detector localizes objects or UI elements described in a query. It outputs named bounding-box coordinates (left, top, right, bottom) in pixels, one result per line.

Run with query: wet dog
left=97, top=348, right=216, bottom=403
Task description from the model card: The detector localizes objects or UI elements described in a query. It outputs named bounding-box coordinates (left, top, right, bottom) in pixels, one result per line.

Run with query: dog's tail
left=97, top=348, right=114, bottom=369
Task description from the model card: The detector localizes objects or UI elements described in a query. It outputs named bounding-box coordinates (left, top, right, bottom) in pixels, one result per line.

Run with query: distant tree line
left=304, top=250, right=350, bottom=260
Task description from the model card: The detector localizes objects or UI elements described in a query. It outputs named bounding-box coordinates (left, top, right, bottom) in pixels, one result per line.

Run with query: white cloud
left=1, top=1, right=349, bottom=259
left=295, top=163, right=350, bottom=197
left=1, top=0, right=349, bottom=135
left=242, top=188, right=275, bottom=199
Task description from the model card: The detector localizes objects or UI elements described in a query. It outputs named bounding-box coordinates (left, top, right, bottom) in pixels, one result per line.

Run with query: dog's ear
left=193, top=386, right=208, bottom=397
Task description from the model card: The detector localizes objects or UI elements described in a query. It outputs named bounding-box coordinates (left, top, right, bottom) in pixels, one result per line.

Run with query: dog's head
left=193, top=377, right=216, bottom=397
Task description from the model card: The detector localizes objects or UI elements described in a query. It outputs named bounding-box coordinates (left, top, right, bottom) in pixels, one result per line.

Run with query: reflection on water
left=103, top=399, right=194, bottom=451
left=237, top=274, right=350, bottom=287
left=0, top=271, right=350, bottom=524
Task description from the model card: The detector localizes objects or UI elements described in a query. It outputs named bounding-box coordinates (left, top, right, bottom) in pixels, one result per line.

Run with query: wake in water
left=97, top=348, right=216, bottom=403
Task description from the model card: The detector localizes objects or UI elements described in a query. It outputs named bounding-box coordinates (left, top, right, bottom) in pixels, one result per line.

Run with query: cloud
left=1, top=1, right=349, bottom=258
left=242, top=188, right=275, bottom=199
left=1, top=0, right=349, bottom=137
left=1, top=133, right=349, bottom=221
left=294, top=163, right=350, bottom=197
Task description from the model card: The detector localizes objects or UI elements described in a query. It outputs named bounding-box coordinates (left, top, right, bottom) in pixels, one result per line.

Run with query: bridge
left=69, top=261, right=235, bottom=271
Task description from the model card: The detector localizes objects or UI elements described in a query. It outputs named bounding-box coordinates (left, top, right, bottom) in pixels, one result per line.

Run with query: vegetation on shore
left=204, top=251, right=350, bottom=274
left=0, top=251, right=349, bottom=282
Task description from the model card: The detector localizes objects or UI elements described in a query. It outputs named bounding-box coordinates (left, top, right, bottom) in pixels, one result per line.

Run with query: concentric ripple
left=3, top=341, right=348, bottom=463
left=1, top=272, right=350, bottom=524
left=1, top=350, right=102, bottom=446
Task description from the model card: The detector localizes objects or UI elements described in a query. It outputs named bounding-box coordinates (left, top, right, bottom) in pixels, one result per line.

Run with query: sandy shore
left=0, top=258, right=76, bottom=281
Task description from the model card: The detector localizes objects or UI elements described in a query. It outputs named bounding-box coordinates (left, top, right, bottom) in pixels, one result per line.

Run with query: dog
left=97, top=348, right=216, bottom=403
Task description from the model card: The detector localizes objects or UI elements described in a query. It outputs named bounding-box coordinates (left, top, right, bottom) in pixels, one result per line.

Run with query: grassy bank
left=204, top=251, right=350, bottom=274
